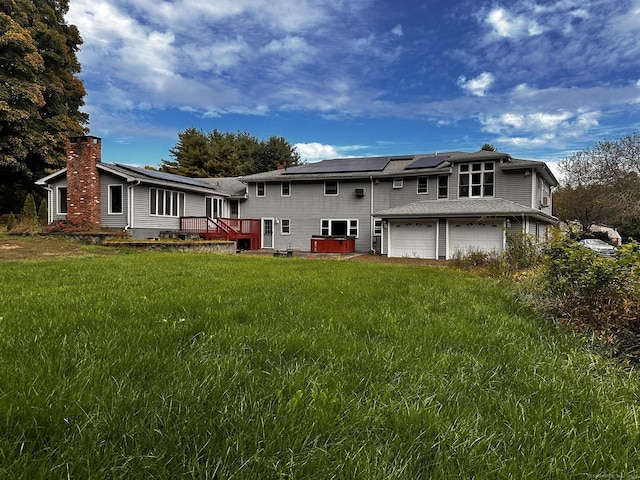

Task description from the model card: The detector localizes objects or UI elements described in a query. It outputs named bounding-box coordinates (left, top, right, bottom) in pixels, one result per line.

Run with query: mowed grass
left=0, top=251, right=638, bottom=479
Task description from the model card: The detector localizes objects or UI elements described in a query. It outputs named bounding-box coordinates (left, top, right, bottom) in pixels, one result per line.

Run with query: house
left=238, top=151, right=558, bottom=259
left=36, top=136, right=559, bottom=259
left=35, top=136, right=252, bottom=243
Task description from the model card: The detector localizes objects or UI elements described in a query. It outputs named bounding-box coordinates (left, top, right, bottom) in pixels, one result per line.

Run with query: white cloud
left=485, top=7, right=544, bottom=38
left=458, top=72, right=495, bottom=97
left=391, top=24, right=404, bottom=37
left=294, top=142, right=339, bottom=162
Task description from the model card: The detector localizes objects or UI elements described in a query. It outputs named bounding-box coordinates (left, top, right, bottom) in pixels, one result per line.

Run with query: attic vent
left=541, top=196, right=550, bottom=207
left=355, top=188, right=366, bottom=197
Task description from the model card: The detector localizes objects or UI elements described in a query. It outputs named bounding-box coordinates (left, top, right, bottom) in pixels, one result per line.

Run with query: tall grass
left=0, top=252, right=638, bottom=478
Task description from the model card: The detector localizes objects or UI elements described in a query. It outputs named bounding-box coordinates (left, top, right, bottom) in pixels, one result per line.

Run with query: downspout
left=370, top=176, right=375, bottom=252
left=43, top=185, right=53, bottom=224
left=124, top=180, right=140, bottom=232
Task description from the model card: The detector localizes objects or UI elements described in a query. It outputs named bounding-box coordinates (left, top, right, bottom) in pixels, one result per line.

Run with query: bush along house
left=36, top=136, right=558, bottom=259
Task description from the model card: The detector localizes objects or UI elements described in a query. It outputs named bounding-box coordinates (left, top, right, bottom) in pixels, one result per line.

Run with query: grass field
left=0, top=243, right=639, bottom=478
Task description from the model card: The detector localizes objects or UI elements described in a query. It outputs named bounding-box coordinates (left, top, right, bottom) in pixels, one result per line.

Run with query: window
left=320, top=219, right=359, bottom=237
left=281, top=182, right=290, bottom=197
left=229, top=200, right=239, bottom=216
left=393, top=178, right=403, bottom=189
left=109, top=185, right=123, bottom=214
left=57, top=186, right=67, bottom=214
left=206, top=197, right=222, bottom=218
left=256, top=183, right=266, bottom=197
left=374, top=219, right=383, bottom=236
left=324, top=180, right=338, bottom=196
left=281, top=219, right=290, bottom=235
left=437, top=175, right=448, bottom=199
left=459, top=162, right=494, bottom=197
left=417, top=177, right=428, bottom=194
left=149, top=188, right=185, bottom=217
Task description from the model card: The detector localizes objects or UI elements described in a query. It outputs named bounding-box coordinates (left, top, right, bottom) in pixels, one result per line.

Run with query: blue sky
left=67, top=0, right=640, bottom=178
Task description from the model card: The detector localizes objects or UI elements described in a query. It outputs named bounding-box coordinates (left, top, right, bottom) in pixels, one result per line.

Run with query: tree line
left=554, top=132, right=640, bottom=241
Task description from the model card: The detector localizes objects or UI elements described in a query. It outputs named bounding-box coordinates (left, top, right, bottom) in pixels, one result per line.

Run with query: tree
left=161, top=128, right=301, bottom=177
left=481, top=143, right=496, bottom=151
left=0, top=0, right=88, bottom=214
left=557, top=132, right=640, bottom=238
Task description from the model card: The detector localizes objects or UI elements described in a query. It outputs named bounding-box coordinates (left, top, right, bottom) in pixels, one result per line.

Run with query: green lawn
left=0, top=251, right=638, bottom=478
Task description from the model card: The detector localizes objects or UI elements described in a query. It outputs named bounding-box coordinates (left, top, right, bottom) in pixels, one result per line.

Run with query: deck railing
left=179, top=217, right=261, bottom=250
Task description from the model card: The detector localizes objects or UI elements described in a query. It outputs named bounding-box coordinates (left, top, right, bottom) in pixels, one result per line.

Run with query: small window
left=349, top=220, right=358, bottom=237
left=417, top=177, right=428, bottom=194
left=324, top=180, right=338, bottom=196
left=393, top=178, right=403, bottom=189
left=256, top=183, right=266, bottom=197
left=57, top=186, right=67, bottom=214
left=281, top=219, right=290, bottom=235
left=229, top=200, right=239, bottom=216
left=281, top=182, right=290, bottom=197
left=437, top=176, right=448, bottom=199
left=374, top=219, right=382, bottom=236
left=109, top=185, right=123, bottom=214
left=321, top=219, right=330, bottom=236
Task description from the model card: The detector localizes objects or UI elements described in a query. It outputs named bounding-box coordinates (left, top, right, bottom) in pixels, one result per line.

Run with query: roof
left=36, top=162, right=247, bottom=197
left=241, top=150, right=558, bottom=185
left=375, top=198, right=558, bottom=222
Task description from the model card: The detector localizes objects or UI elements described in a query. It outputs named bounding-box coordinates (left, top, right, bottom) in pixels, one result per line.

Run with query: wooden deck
left=179, top=217, right=261, bottom=250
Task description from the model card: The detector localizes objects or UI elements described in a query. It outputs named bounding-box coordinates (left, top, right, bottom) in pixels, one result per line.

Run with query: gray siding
left=241, top=180, right=374, bottom=251
left=49, top=177, right=68, bottom=223
left=100, top=173, right=128, bottom=229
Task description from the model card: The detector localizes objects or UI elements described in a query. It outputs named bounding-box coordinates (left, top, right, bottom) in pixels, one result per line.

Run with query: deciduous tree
left=0, top=0, right=88, bottom=214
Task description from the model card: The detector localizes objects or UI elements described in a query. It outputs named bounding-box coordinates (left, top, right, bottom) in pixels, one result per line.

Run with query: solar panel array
left=114, top=164, right=214, bottom=189
left=404, top=155, right=450, bottom=170
left=284, top=156, right=391, bottom=174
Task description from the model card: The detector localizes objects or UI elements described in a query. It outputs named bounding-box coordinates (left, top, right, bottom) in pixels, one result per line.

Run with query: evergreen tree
left=0, top=0, right=88, bottom=214
left=161, top=128, right=301, bottom=177
left=21, top=193, right=37, bottom=221
left=37, top=197, right=48, bottom=225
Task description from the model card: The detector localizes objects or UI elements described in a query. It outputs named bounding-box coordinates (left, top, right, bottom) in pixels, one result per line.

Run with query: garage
left=448, top=218, right=504, bottom=256
left=389, top=220, right=437, bottom=258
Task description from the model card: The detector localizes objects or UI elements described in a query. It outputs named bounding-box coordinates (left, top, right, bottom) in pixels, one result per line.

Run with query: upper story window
left=324, top=180, right=339, bottom=196
left=281, top=181, right=290, bottom=197
left=150, top=188, right=185, bottom=217
left=417, top=177, right=428, bottom=194
left=437, top=176, right=448, bottom=199
left=109, top=185, right=123, bottom=214
left=393, top=178, right=403, bottom=189
left=256, top=182, right=266, bottom=197
left=459, top=162, right=494, bottom=198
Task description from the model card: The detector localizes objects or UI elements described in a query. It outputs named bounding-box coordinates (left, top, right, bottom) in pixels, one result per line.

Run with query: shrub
left=542, top=236, right=640, bottom=335
left=37, top=198, right=48, bottom=226
left=20, top=194, right=37, bottom=222
left=6, top=213, right=17, bottom=231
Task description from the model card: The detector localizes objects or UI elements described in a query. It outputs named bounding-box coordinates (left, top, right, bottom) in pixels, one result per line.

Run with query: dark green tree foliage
left=37, top=197, right=47, bottom=225
left=0, top=0, right=88, bottom=214
left=20, top=192, right=36, bottom=221
left=161, top=128, right=301, bottom=177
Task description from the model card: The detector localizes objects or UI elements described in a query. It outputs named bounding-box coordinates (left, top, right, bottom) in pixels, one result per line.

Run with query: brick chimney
left=66, top=136, right=101, bottom=226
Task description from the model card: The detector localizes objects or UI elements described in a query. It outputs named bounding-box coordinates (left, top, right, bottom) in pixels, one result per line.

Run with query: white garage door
left=448, top=219, right=504, bottom=256
left=389, top=220, right=437, bottom=258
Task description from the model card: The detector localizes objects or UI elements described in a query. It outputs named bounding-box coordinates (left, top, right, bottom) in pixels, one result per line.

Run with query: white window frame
left=324, top=180, right=339, bottom=196
left=149, top=188, right=185, bottom=217
left=256, top=182, right=266, bottom=197
left=108, top=184, right=124, bottom=214
left=57, top=186, right=67, bottom=215
left=393, top=178, right=403, bottom=189
left=320, top=219, right=359, bottom=238
left=281, top=181, right=290, bottom=197
left=417, top=177, right=428, bottom=194
left=281, top=219, right=290, bottom=235
left=459, top=161, right=494, bottom=198
left=374, top=219, right=383, bottom=236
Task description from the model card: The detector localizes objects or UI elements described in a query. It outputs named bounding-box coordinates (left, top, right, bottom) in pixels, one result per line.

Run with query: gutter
left=370, top=176, right=375, bottom=252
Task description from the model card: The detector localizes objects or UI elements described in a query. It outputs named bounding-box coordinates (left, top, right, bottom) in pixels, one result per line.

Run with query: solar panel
left=114, top=164, right=214, bottom=189
left=405, top=155, right=450, bottom=170
left=284, top=156, right=391, bottom=174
